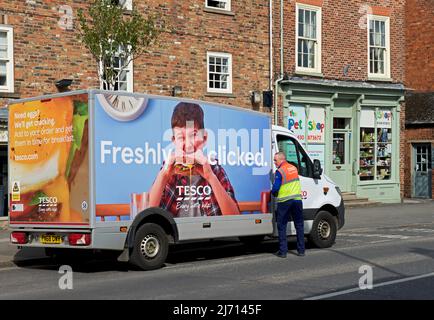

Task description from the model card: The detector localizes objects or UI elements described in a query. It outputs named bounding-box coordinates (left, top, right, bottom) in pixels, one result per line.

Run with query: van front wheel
left=130, top=223, right=169, bottom=271
left=309, top=211, right=337, bottom=248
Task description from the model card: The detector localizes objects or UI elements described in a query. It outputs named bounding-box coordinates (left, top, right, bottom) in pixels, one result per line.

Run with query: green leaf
left=66, top=114, right=88, bottom=177
left=74, top=101, right=88, bottom=116
left=29, top=191, right=47, bottom=206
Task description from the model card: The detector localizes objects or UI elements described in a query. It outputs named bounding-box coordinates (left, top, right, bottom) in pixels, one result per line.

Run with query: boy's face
left=172, top=126, right=207, bottom=157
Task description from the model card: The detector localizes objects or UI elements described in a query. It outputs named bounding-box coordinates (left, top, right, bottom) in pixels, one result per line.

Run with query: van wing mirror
left=313, top=159, right=323, bottom=179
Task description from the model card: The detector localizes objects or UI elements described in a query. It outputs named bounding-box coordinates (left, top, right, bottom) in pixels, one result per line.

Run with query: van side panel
left=93, top=92, right=273, bottom=241
left=8, top=93, right=91, bottom=228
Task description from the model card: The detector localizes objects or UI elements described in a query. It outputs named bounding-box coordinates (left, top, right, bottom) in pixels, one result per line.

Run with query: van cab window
left=276, top=135, right=313, bottom=178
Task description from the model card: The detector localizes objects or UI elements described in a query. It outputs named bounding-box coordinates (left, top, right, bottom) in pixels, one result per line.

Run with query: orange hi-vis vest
left=276, top=161, right=302, bottom=202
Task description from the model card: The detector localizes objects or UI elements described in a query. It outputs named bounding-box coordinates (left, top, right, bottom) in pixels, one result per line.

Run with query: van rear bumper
left=337, top=199, right=345, bottom=230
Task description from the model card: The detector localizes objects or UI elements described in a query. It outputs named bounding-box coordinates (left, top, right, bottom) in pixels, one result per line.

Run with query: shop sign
left=288, top=105, right=306, bottom=143
left=307, top=144, right=325, bottom=169
left=307, top=107, right=325, bottom=143
left=376, top=110, right=392, bottom=128
left=288, top=106, right=326, bottom=144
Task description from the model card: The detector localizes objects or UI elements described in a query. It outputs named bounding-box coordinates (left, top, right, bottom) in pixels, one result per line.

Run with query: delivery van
left=7, top=90, right=344, bottom=270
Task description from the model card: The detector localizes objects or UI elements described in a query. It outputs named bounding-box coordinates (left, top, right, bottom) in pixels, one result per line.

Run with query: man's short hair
left=171, top=102, right=204, bottom=129
left=275, top=152, right=286, bottom=160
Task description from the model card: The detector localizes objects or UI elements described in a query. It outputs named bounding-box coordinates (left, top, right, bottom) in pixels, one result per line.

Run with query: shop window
left=359, top=109, right=393, bottom=181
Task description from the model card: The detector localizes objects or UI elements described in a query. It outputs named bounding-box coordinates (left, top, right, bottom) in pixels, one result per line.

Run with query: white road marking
left=305, top=272, right=434, bottom=300
left=339, top=233, right=414, bottom=240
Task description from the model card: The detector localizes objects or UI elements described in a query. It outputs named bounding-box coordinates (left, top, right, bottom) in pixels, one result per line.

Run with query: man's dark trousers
left=276, top=199, right=304, bottom=254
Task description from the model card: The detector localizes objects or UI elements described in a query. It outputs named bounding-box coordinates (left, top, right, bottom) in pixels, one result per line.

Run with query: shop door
left=412, top=144, right=432, bottom=198
left=331, top=118, right=352, bottom=192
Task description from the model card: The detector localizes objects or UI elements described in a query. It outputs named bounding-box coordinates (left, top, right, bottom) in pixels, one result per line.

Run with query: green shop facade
left=277, top=78, right=405, bottom=203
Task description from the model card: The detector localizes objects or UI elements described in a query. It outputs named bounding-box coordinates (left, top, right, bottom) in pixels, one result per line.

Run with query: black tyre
left=309, top=211, right=337, bottom=248
left=130, top=223, right=169, bottom=271
left=239, top=235, right=265, bottom=248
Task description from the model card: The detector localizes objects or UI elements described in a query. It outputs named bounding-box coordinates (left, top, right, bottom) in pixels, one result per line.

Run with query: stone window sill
left=294, top=70, right=324, bottom=78
left=203, top=8, right=235, bottom=16
left=0, top=92, right=20, bottom=99
left=205, top=92, right=236, bottom=98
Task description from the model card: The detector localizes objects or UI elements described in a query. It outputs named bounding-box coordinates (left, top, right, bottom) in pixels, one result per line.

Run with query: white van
left=8, top=90, right=344, bottom=270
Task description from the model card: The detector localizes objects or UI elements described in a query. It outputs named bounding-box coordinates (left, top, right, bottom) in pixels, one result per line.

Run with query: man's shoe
left=296, top=252, right=305, bottom=257
left=274, top=251, right=287, bottom=258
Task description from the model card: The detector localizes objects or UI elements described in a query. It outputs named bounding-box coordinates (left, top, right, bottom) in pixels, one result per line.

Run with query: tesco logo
left=176, top=185, right=212, bottom=197
left=39, top=197, right=58, bottom=204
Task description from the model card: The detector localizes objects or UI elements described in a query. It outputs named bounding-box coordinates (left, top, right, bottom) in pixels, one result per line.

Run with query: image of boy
left=148, top=102, right=240, bottom=217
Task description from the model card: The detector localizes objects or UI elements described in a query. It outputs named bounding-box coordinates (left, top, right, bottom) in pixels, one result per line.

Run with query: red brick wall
left=399, top=102, right=406, bottom=199
left=405, top=0, right=434, bottom=92
left=273, top=0, right=405, bottom=83
left=403, top=127, right=434, bottom=198
left=404, top=0, right=434, bottom=199
left=0, top=0, right=271, bottom=111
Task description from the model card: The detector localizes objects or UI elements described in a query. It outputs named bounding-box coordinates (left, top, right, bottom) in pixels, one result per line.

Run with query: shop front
left=279, top=78, right=404, bottom=203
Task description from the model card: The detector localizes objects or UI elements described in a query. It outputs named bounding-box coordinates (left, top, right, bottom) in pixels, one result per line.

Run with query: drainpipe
left=269, top=0, right=273, bottom=90
left=280, top=0, right=284, bottom=76
left=273, top=0, right=285, bottom=126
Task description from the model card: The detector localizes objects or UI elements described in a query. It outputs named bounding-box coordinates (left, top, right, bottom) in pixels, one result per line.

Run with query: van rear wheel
left=309, top=211, right=337, bottom=248
left=130, top=223, right=169, bottom=271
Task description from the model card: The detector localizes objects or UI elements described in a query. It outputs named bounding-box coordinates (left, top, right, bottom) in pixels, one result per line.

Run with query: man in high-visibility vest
left=271, top=152, right=305, bottom=258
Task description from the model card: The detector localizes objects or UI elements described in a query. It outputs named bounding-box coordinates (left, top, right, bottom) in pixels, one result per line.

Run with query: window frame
left=358, top=108, right=395, bottom=183
left=295, top=3, right=322, bottom=75
left=113, top=0, right=132, bottom=11
left=367, top=14, right=391, bottom=80
left=100, top=47, right=134, bottom=92
left=207, top=51, right=232, bottom=94
left=0, top=25, right=14, bottom=93
left=276, top=134, right=314, bottom=178
left=205, top=0, right=231, bottom=12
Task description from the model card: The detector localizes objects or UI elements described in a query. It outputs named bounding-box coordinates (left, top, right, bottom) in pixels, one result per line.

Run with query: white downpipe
left=274, top=0, right=284, bottom=125
left=269, top=0, right=273, bottom=90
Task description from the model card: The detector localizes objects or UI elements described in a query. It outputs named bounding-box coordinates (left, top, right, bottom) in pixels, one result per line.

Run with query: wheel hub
left=318, top=220, right=331, bottom=239
left=140, top=235, right=160, bottom=259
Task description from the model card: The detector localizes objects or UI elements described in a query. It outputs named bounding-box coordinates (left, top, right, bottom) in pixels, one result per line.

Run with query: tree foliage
left=77, top=0, right=164, bottom=90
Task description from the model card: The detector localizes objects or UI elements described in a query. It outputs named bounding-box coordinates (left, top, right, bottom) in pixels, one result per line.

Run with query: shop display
left=359, top=128, right=375, bottom=180
left=359, top=109, right=393, bottom=182
left=376, top=128, right=392, bottom=180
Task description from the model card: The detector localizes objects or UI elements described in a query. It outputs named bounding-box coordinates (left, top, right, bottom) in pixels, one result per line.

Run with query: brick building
left=0, top=0, right=417, bottom=213
left=0, top=0, right=272, bottom=106
left=403, top=0, right=434, bottom=199
left=0, top=0, right=273, bottom=217
left=272, top=0, right=405, bottom=203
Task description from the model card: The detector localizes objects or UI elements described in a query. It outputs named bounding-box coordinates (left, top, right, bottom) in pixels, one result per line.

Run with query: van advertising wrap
left=94, top=94, right=272, bottom=221
left=8, top=94, right=90, bottom=225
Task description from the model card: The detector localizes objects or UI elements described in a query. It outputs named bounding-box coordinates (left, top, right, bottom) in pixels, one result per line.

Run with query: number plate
left=40, top=235, right=63, bottom=244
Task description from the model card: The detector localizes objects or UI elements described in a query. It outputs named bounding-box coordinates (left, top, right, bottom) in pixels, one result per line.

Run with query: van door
left=273, top=133, right=320, bottom=234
